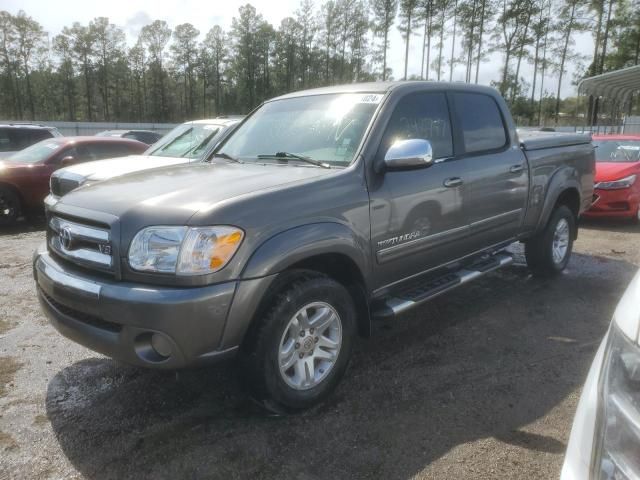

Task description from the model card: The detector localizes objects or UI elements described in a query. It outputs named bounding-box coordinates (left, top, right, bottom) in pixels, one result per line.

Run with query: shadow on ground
left=0, top=216, right=45, bottom=236
left=46, top=253, right=636, bottom=479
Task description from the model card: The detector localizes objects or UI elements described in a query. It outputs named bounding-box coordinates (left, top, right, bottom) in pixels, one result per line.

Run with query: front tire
left=241, top=272, right=356, bottom=413
left=0, top=186, right=21, bottom=227
left=525, top=205, right=575, bottom=276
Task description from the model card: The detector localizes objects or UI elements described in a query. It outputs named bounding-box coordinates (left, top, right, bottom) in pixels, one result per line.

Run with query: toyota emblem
left=59, top=227, right=73, bottom=250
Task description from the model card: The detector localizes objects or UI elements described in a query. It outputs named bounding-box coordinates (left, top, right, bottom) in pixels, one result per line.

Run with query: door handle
left=509, top=164, right=524, bottom=174
left=443, top=177, right=463, bottom=188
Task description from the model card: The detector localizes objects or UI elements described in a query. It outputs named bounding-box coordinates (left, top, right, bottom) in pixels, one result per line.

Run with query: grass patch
left=0, top=356, right=22, bottom=397
left=0, top=431, right=18, bottom=451
left=33, top=414, right=48, bottom=426
left=0, top=318, right=14, bottom=335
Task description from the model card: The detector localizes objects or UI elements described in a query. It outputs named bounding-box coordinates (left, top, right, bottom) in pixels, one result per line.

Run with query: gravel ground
left=0, top=218, right=638, bottom=479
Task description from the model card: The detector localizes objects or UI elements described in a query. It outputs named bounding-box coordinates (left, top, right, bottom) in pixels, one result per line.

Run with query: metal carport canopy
left=578, top=65, right=640, bottom=107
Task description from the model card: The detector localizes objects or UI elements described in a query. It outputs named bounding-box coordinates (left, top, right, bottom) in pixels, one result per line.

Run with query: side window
left=84, top=143, right=129, bottom=160
left=9, top=129, right=31, bottom=150
left=453, top=93, right=508, bottom=153
left=52, top=146, right=79, bottom=164
left=30, top=129, right=53, bottom=143
left=0, top=129, right=10, bottom=152
left=379, top=92, right=453, bottom=160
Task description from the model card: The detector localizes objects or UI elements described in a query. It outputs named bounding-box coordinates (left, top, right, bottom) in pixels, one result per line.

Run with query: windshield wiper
left=209, top=152, right=240, bottom=163
left=257, top=152, right=330, bottom=169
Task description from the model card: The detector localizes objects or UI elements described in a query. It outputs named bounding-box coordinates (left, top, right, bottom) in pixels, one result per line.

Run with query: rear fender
left=535, top=167, right=581, bottom=235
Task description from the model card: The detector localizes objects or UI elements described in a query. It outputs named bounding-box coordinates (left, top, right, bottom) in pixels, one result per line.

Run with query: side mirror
left=384, top=139, right=434, bottom=170
left=60, top=156, right=75, bottom=166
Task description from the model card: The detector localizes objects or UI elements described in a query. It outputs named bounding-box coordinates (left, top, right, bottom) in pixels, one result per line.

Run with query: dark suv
left=96, top=130, right=163, bottom=145
left=0, top=124, right=62, bottom=158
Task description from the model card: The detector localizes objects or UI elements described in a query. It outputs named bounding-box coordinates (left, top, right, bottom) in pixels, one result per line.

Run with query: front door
left=368, top=91, right=473, bottom=291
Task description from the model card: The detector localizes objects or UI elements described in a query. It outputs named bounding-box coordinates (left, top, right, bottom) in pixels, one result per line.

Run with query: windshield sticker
left=359, top=94, right=383, bottom=104
left=44, top=143, right=59, bottom=149
left=619, top=145, right=640, bottom=151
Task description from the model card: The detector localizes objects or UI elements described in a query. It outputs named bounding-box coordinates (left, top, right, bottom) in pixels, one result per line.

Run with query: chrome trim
left=36, top=255, right=101, bottom=298
left=50, top=217, right=110, bottom=243
left=44, top=194, right=58, bottom=209
left=373, top=240, right=516, bottom=297
left=385, top=297, right=416, bottom=315
left=50, top=235, right=112, bottom=266
left=469, top=208, right=523, bottom=230
left=377, top=224, right=470, bottom=260
left=382, top=253, right=514, bottom=316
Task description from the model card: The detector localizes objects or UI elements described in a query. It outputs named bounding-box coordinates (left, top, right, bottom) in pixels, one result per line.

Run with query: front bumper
left=583, top=187, right=640, bottom=219
left=33, top=244, right=246, bottom=368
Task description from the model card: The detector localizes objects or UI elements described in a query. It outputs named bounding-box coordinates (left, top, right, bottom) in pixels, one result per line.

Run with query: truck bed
left=518, top=130, right=592, bottom=151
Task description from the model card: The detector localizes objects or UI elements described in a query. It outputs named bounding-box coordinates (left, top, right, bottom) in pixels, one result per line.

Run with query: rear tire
left=0, top=186, right=21, bottom=227
left=240, top=272, right=356, bottom=413
left=525, top=205, right=575, bottom=276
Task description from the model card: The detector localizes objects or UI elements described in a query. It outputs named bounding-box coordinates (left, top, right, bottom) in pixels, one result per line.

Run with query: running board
left=373, top=253, right=514, bottom=319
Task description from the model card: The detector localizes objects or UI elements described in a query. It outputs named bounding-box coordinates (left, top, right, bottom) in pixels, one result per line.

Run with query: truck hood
left=55, top=155, right=191, bottom=183
left=58, top=162, right=334, bottom=224
left=595, top=162, right=640, bottom=182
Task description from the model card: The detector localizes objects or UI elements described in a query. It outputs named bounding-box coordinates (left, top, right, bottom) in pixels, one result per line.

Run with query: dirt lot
left=0, top=219, right=638, bottom=480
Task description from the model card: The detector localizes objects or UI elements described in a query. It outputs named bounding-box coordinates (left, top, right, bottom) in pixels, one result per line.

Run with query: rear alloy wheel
left=525, top=205, right=575, bottom=276
left=0, top=187, right=20, bottom=226
left=241, top=272, right=356, bottom=413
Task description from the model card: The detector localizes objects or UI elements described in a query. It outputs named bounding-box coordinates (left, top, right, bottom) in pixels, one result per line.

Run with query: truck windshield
left=594, top=140, right=640, bottom=163
left=146, top=123, right=221, bottom=159
left=220, top=93, right=383, bottom=166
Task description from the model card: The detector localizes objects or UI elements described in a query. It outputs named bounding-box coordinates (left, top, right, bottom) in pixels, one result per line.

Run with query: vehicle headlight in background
left=592, top=324, right=640, bottom=479
left=596, top=174, right=637, bottom=190
left=128, top=226, right=243, bottom=275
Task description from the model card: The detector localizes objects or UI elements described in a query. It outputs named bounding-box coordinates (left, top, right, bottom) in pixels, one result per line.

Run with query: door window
left=453, top=93, right=508, bottom=153
left=379, top=92, right=453, bottom=160
left=83, top=142, right=132, bottom=160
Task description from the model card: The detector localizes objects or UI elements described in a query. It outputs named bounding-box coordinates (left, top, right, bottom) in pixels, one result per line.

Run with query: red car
left=0, top=136, right=147, bottom=225
left=584, top=134, right=640, bottom=222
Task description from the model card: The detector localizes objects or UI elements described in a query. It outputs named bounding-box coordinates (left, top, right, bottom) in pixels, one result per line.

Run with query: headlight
left=596, top=174, right=637, bottom=190
left=128, top=226, right=244, bottom=275
left=592, top=324, right=640, bottom=479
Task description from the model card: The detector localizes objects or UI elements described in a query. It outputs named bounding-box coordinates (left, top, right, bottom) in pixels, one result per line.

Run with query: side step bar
left=373, top=253, right=513, bottom=319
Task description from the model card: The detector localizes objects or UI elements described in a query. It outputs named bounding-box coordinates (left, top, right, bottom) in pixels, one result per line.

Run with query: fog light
left=151, top=333, right=172, bottom=358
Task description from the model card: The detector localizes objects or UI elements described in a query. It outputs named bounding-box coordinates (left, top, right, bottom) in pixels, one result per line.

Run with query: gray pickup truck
left=34, top=82, right=594, bottom=411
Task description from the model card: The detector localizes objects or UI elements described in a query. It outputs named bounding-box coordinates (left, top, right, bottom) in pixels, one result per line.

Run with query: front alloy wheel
left=278, top=302, right=342, bottom=390
left=241, top=272, right=356, bottom=412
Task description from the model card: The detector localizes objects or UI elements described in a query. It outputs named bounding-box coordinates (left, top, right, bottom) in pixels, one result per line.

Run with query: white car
left=45, top=118, right=241, bottom=208
left=562, top=269, right=640, bottom=480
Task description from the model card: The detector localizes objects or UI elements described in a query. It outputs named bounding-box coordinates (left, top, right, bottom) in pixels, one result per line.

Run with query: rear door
left=369, top=91, right=474, bottom=289
left=450, top=92, right=528, bottom=249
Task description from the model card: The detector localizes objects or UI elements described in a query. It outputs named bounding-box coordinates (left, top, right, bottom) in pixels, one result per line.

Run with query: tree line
left=0, top=0, right=639, bottom=126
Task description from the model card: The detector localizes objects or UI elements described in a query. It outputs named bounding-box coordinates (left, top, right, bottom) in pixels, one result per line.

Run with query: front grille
left=48, top=215, right=113, bottom=273
left=39, top=287, right=121, bottom=333
left=50, top=176, right=81, bottom=197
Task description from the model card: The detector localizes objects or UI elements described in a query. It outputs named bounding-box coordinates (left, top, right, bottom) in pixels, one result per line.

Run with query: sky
left=4, top=0, right=593, bottom=98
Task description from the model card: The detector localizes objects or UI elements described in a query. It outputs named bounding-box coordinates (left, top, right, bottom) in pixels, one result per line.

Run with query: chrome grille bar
left=49, top=216, right=112, bottom=269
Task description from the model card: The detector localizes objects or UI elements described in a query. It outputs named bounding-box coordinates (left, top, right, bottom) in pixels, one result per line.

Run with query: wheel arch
left=536, top=171, right=581, bottom=240
left=241, top=223, right=372, bottom=339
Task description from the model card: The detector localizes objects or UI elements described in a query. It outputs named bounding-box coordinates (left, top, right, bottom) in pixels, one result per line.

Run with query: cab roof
left=270, top=81, right=500, bottom=101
